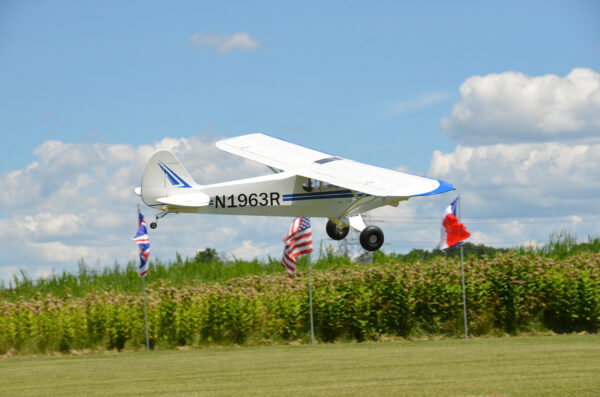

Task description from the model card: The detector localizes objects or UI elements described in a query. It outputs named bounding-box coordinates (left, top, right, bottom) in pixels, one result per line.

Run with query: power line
left=367, top=214, right=598, bottom=220
left=367, top=216, right=595, bottom=225
left=383, top=240, right=539, bottom=247
left=368, top=220, right=584, bottom=225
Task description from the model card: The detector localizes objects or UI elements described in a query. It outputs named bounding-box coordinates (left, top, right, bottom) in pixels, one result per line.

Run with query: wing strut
left=340, top=191, right=379, bottom=218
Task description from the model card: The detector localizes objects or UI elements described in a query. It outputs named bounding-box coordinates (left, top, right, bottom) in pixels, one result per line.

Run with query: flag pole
left=458, top=196, right=469, bottom=340
left=142, top=275, right=150, bottom=351
left=282, top=217, right=315, bottom=345
left=138, top=203, right=150, bottom=351
left=308, top=260, right=315, bottom=346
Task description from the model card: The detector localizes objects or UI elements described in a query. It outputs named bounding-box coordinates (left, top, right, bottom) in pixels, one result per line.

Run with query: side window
left=302, top=178, right=320, bottom=192
left=320, top=181, right=339, bottom=191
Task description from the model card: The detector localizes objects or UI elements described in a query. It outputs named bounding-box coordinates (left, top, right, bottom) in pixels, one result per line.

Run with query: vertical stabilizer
left=140, top=150, right=199, bottom=206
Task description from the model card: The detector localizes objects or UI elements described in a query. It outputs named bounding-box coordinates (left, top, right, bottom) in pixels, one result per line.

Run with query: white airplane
left=135, top=133, right=454, bottom=251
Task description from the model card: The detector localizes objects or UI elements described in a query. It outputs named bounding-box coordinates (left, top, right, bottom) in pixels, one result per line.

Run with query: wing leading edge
left=215, top=133, right=454, bottom=197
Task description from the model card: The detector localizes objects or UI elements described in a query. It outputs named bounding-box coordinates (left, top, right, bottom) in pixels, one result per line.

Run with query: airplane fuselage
left=138, top=134, right=454, bottom=251
left=146, top=171, right=403, bottom=219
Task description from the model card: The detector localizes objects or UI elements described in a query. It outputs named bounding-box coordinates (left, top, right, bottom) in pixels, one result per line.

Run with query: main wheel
left=326, top=220, right=349, bottom=240
left=150, top=222, right=158, bottom=229
left=359, top=226, right=384, bottom=251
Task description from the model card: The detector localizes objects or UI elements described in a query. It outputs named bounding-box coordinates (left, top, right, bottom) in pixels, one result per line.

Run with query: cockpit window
left=302, top=178, right=340, bottom=192
left=302, top=178, right=319, bottom=192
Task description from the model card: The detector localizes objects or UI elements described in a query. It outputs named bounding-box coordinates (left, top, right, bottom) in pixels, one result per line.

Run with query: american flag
left=281, top=217, right=313, bottom=277
left=133, top=211, right=150, bottom=277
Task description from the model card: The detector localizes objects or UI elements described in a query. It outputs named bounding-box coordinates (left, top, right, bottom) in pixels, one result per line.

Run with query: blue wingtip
left=414, top=179, right=455, bottom=197
left=435, top=179, right=455, bottom=194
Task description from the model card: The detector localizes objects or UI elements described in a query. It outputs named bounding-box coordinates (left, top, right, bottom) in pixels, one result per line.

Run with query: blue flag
left=133, top=211, right=150, bottom=277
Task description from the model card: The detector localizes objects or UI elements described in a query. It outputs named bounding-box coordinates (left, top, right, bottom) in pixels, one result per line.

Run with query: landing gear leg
left=150, top=211, right=168, bottom=230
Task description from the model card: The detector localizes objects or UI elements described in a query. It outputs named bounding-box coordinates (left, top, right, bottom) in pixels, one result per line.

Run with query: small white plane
left=135, top=133, right=454, bottom=251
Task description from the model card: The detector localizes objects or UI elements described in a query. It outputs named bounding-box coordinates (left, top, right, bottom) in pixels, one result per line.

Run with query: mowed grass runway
left=1, top=335, right=599, bottom=397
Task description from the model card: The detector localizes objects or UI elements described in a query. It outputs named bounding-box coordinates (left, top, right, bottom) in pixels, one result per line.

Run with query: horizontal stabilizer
left=156, top=192, right=211, bottom=207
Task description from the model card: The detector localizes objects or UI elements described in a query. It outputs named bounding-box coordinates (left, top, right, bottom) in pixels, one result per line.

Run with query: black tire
left=150, top=222, right=157, bottom=229
left=359, top=226, right=384, bottom=251
left=326, top=220, right=349, bottom=240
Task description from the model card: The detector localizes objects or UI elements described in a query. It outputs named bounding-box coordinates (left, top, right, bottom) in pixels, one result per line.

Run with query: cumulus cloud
left=2, top=132, right=447, bottom=283
left=3, top=129, right=600, bottom=284
left=0, top=266, right=19, bottom=284
left=0, top=135, right=276, bottom=283
left=0, top=213, right=83, bottom=241
left=229, top=240, right=280, bottom=261
left=441, top=68, right=600, bottom=144
left=188, top=32, right=260, bottom=54
left=428, top=142, right=600, bottom=220
left=424, top=68, right=600, bottom=247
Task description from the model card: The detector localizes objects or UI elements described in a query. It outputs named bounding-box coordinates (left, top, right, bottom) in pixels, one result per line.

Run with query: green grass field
left=1, top=335, right=599, bottom=396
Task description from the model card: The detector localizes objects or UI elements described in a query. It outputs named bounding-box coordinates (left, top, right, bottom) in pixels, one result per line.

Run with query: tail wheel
left=326, top=220, right=349, bottom=240
left=360, top=226, right=384, bottom=251
left=149, top=211, right=168, bottom=230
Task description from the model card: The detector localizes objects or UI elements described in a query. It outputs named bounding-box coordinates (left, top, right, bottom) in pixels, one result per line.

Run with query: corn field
left=1, top=251, right=598, bottom=354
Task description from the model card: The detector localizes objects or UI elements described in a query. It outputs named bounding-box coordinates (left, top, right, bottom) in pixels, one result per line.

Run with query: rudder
left=140, top=150, right=199, bottom=206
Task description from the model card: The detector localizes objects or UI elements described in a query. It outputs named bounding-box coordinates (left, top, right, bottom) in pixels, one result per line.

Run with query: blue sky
left=1, top=1, right=599, bottom=282
left=2, top=1, right=597, bottom=172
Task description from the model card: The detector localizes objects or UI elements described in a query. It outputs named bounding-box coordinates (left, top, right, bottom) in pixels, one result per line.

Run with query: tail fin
left=140, top=150, right=199, bottom=206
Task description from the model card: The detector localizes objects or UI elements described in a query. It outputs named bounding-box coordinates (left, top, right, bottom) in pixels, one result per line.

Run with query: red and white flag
left=282, top=217, right=313, bottom=277
left=439, top=198, right=470, bottom=250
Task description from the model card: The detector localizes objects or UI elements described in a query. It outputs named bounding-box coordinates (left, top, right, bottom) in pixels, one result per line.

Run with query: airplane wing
left=216, top=133, right=331, bottom=170
left=215, top=133, right=454, bottom=197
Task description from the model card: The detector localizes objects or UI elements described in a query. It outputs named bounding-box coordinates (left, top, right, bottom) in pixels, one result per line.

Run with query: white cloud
left=430, top=142, right=600, bottom=202
left=468, top=230, right=493, bottom=245
left=0, top=266, right=19, bottom=285
left=518, top=240, right=541, bottom=249
left=29, top=241, right=91, bottom=263
left=428, top=68, right=600, bottom=247
left=188, top=32, right=260, bottom=54
left=0, top=213, right=83, bottom=240
left=2, top=129, right=599, bottom=284
left=441, top=68, right=600, bottom=144
left=426, top=142, right=600, bottom=243
left=0, top=135, right=272, bottom=282
left=229, top=240, right=279, bottom=261
left=387, top=92, right=450, bottom=116
left=500, top=220, right=526, bottom=237
left=34, top=267, right=54, bottom=280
